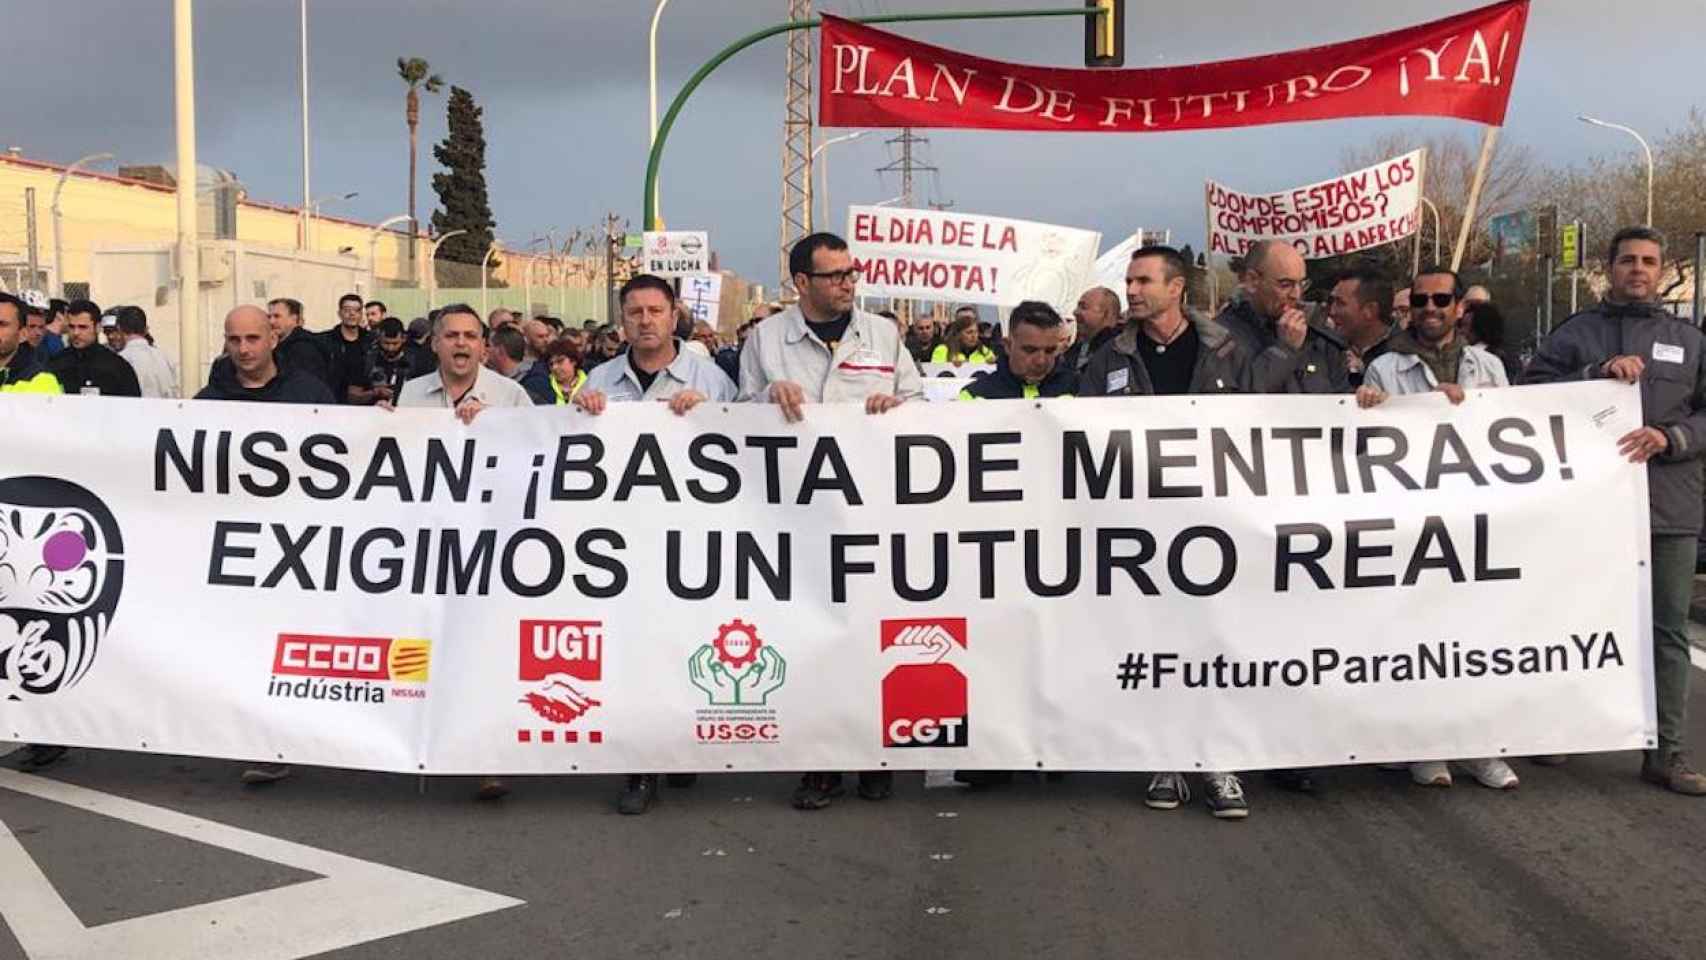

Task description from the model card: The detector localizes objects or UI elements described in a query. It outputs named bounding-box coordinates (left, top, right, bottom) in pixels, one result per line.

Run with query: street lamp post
left=172, top=0, right=201, bottom=397
left=481, top=239, right=504, bottom=317
left=299, top=0, right=311, bottom=251
left=52, top=152, right=114, bottom=297
left=649, top=0, right=673, bottom=225
left=523, top=236, right=551, bottom=315
left=306, top=191, right=358, bottom=247
left=427, top=229, right=467, bottom=309
left=1579, top=115, right=1654, bottom=227
left=809, top=130, right=867, bottom=232
left=368, top=214, right=411, bottom=296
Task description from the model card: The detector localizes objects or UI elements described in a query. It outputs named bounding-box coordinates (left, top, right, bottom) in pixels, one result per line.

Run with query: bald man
left=1217, top=240, right=1349, bottom=394
left=196, top=305, right=336, bottom=404
left=1063, top=286, right=1123, bottom=373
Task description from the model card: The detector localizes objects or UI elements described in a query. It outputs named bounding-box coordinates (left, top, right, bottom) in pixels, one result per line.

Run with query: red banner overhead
left=819, top=1, right=1528, bottom=133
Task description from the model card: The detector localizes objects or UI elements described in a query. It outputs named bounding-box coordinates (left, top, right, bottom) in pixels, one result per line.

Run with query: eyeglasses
left=1409, top=292, right=1456, bottom=308
left=803, top=268, right=861, bottom=286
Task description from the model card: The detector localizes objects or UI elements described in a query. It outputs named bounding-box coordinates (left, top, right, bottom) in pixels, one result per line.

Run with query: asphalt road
left=5, top=676, right=1706, bottom=959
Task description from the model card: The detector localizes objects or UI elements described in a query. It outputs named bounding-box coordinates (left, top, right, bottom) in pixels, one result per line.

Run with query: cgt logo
left=273, top=635, right=431, bottom=683
left=880, top=618, right=969, bottom=749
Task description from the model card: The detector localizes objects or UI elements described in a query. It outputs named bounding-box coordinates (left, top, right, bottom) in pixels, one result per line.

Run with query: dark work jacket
left=1522, top=301, right=1706, bottom=536
left=316, top=325, right=373, bottom=401
left=195, top=361, right=336, bottom=404
left=1078, top=312, right=1252, bottom=397
left=278, top=327, right=333, bottom=390
left=513, top=359, right=556, bottom=406
left=1060, top=325, right=1119, bottom=374
left=959, top=357, right=1077, bottom=399
left=1216, top=298, right=1349, bottom=394
left=45, top=343, right=141, bottom=396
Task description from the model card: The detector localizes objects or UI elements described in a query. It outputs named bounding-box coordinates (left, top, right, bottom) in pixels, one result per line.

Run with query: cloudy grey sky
left=6, top=0, right=1700, bottom=290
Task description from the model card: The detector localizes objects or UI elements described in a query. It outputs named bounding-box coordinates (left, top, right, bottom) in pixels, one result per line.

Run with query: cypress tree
left=430, top=85, right=498, bottom=281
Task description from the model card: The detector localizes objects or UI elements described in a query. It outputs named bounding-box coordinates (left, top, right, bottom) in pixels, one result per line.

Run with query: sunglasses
left=1409, top=292, right=1456, bottom=308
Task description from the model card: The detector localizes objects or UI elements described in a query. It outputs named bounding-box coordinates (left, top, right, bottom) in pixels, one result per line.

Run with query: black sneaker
left=1203, top=773, right=1249, bottom=819
left=239, top=763, right=292, bottom=785
left=18, top=745, right=68, bottom=771
left=665, top=773, right=699, bottom=788
left=474, top=777, right=509, bottom=801
left=618, top=774, right=658, bottom=815
left=857, top=770, right=894, bottom=801
left=791, top=772, right=845, bottom=810
left=1144, top=772, right=1188, bottom=810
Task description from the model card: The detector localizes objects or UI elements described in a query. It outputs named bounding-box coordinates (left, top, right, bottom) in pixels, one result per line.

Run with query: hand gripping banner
left=0, top=381, right=1650, bottom=775
left=820, top=1, right=1528, bottom=133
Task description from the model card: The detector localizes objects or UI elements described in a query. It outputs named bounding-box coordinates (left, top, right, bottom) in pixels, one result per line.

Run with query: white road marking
left=0, top=769, right=522, bottom=960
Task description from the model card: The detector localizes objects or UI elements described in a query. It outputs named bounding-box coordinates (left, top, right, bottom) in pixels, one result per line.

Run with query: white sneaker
left=1410, top=760, right=1452, bottom=787
left=1459, top=758, right=1519, bottom=790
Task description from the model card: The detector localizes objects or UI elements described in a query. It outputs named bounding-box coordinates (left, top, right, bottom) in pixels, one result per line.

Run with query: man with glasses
left=1217, top=240, right=1349, bottom=395
left=318, top=293, right=373, bottom=404
left=738, top=231, right=922, bottom=811
left=1355, top=268, right=1519, bottom=791
left=1522, top=226, right=1706, bottom=796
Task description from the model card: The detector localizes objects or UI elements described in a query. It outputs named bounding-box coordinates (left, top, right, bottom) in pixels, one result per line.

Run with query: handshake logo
left=690, top=619, right=786, bottom=745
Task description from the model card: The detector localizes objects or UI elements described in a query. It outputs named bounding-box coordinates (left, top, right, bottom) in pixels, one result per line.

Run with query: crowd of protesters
left=3, top=223, right=1701, bottom=820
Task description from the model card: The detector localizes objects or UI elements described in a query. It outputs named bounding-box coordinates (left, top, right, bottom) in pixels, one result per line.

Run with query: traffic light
left=1084, top=0, right=1124, bottom=68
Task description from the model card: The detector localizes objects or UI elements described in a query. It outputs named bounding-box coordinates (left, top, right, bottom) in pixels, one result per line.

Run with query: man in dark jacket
left=317, top=293, right=373, bottom=403
left=960, top=300, right=1077, bottom=399
left=197, top=305, right=336, bottom=405
left=1080, top=245, right=1255, bottom=820
left=1521, top=225, right=1706, bottom=796
left=1326, top=266, right=1395, bottom=388
left=1218, top=240, right=1348, bottom=394
left=1061, top=286, right=1123, bottom=375
left=45, top=299, right=141, bottom=397
left=352, top=317, right=435, bottom=406
left=487, top=324, right=555, bottom=404
left=268, top=298, right=332, bottom=388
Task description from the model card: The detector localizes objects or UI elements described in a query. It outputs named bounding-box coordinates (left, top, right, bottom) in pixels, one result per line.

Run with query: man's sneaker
left=1202, top=773, right=1249, bottom=819
left=1144, top=772, right=1188, bottom=810
left=18, top=745, right=68, bottom=771
left=857, top=770, right=894, bottom=801
left=1529, top=755, right=1569, bottom=766
left=791, top=772, right=845, bottom=810
left=474, top=777, right=510, bottom=801
left=239, top=764, right=292, bottom=785
left=1460, top=758, right=1519, bottom=790
left=618, top=774, right=658, bottom=815
left=1409, top=761, right=1452, bottom=787
left=1641, top=751, right=1706, bottom=796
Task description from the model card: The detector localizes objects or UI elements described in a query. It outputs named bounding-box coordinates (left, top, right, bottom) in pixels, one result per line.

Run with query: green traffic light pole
left=643, top=6, right=1102, bottom=231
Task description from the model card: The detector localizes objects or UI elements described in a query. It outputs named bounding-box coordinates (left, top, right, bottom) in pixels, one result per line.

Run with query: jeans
left=1650, top=535, right=1695, bottom=757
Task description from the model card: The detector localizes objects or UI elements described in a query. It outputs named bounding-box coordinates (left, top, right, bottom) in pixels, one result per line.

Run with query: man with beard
left=1356, top=268, right=1517, bottom=791
left=1521, top=227, right=1706, bottom=796
left=904, top=314, right=938, bottom=365
left=357, top=316, right=436, bottom=406
left=46, top=300, right=141, bottom=397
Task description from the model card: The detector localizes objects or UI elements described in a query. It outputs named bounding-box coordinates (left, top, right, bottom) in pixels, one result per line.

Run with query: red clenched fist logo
left=880, top=619, right=968, bottom=748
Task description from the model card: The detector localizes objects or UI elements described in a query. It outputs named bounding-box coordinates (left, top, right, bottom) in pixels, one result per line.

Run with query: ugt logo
left=517, top=620, right=602, bottom=742
left=0, top=477, right=125, bottom=701
left=689, top=619, right=785, bottom=706
left=880, top=618, right=968, bottom=748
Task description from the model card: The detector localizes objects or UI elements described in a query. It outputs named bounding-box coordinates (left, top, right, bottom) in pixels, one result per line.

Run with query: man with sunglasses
left=1218, top=240, right=1349, bottom=395
left=1521, top=226, right=1706, bottom=796
left=738, top=231, right=922, bottom=811
left=1355, top=269, right=1519, bottom=791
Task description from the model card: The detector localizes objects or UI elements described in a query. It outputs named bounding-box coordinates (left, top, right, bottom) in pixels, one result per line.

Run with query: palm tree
left=397, top=57, right=444, bottom=249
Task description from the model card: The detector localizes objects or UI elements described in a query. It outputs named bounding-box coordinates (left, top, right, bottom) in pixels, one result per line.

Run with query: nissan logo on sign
left=642, top=230, right=710, bottom=277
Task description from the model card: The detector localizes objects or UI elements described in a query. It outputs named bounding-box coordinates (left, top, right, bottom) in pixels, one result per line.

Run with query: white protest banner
left=0, top=384, right=1650, bottom=775
left=849, top=206, right=1100, bottom=314
left=643, top=230, right=709, bottom=277
left=1207, top=149, right=1426, bottom=260
left=681, top=273, right=722, bottom=327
